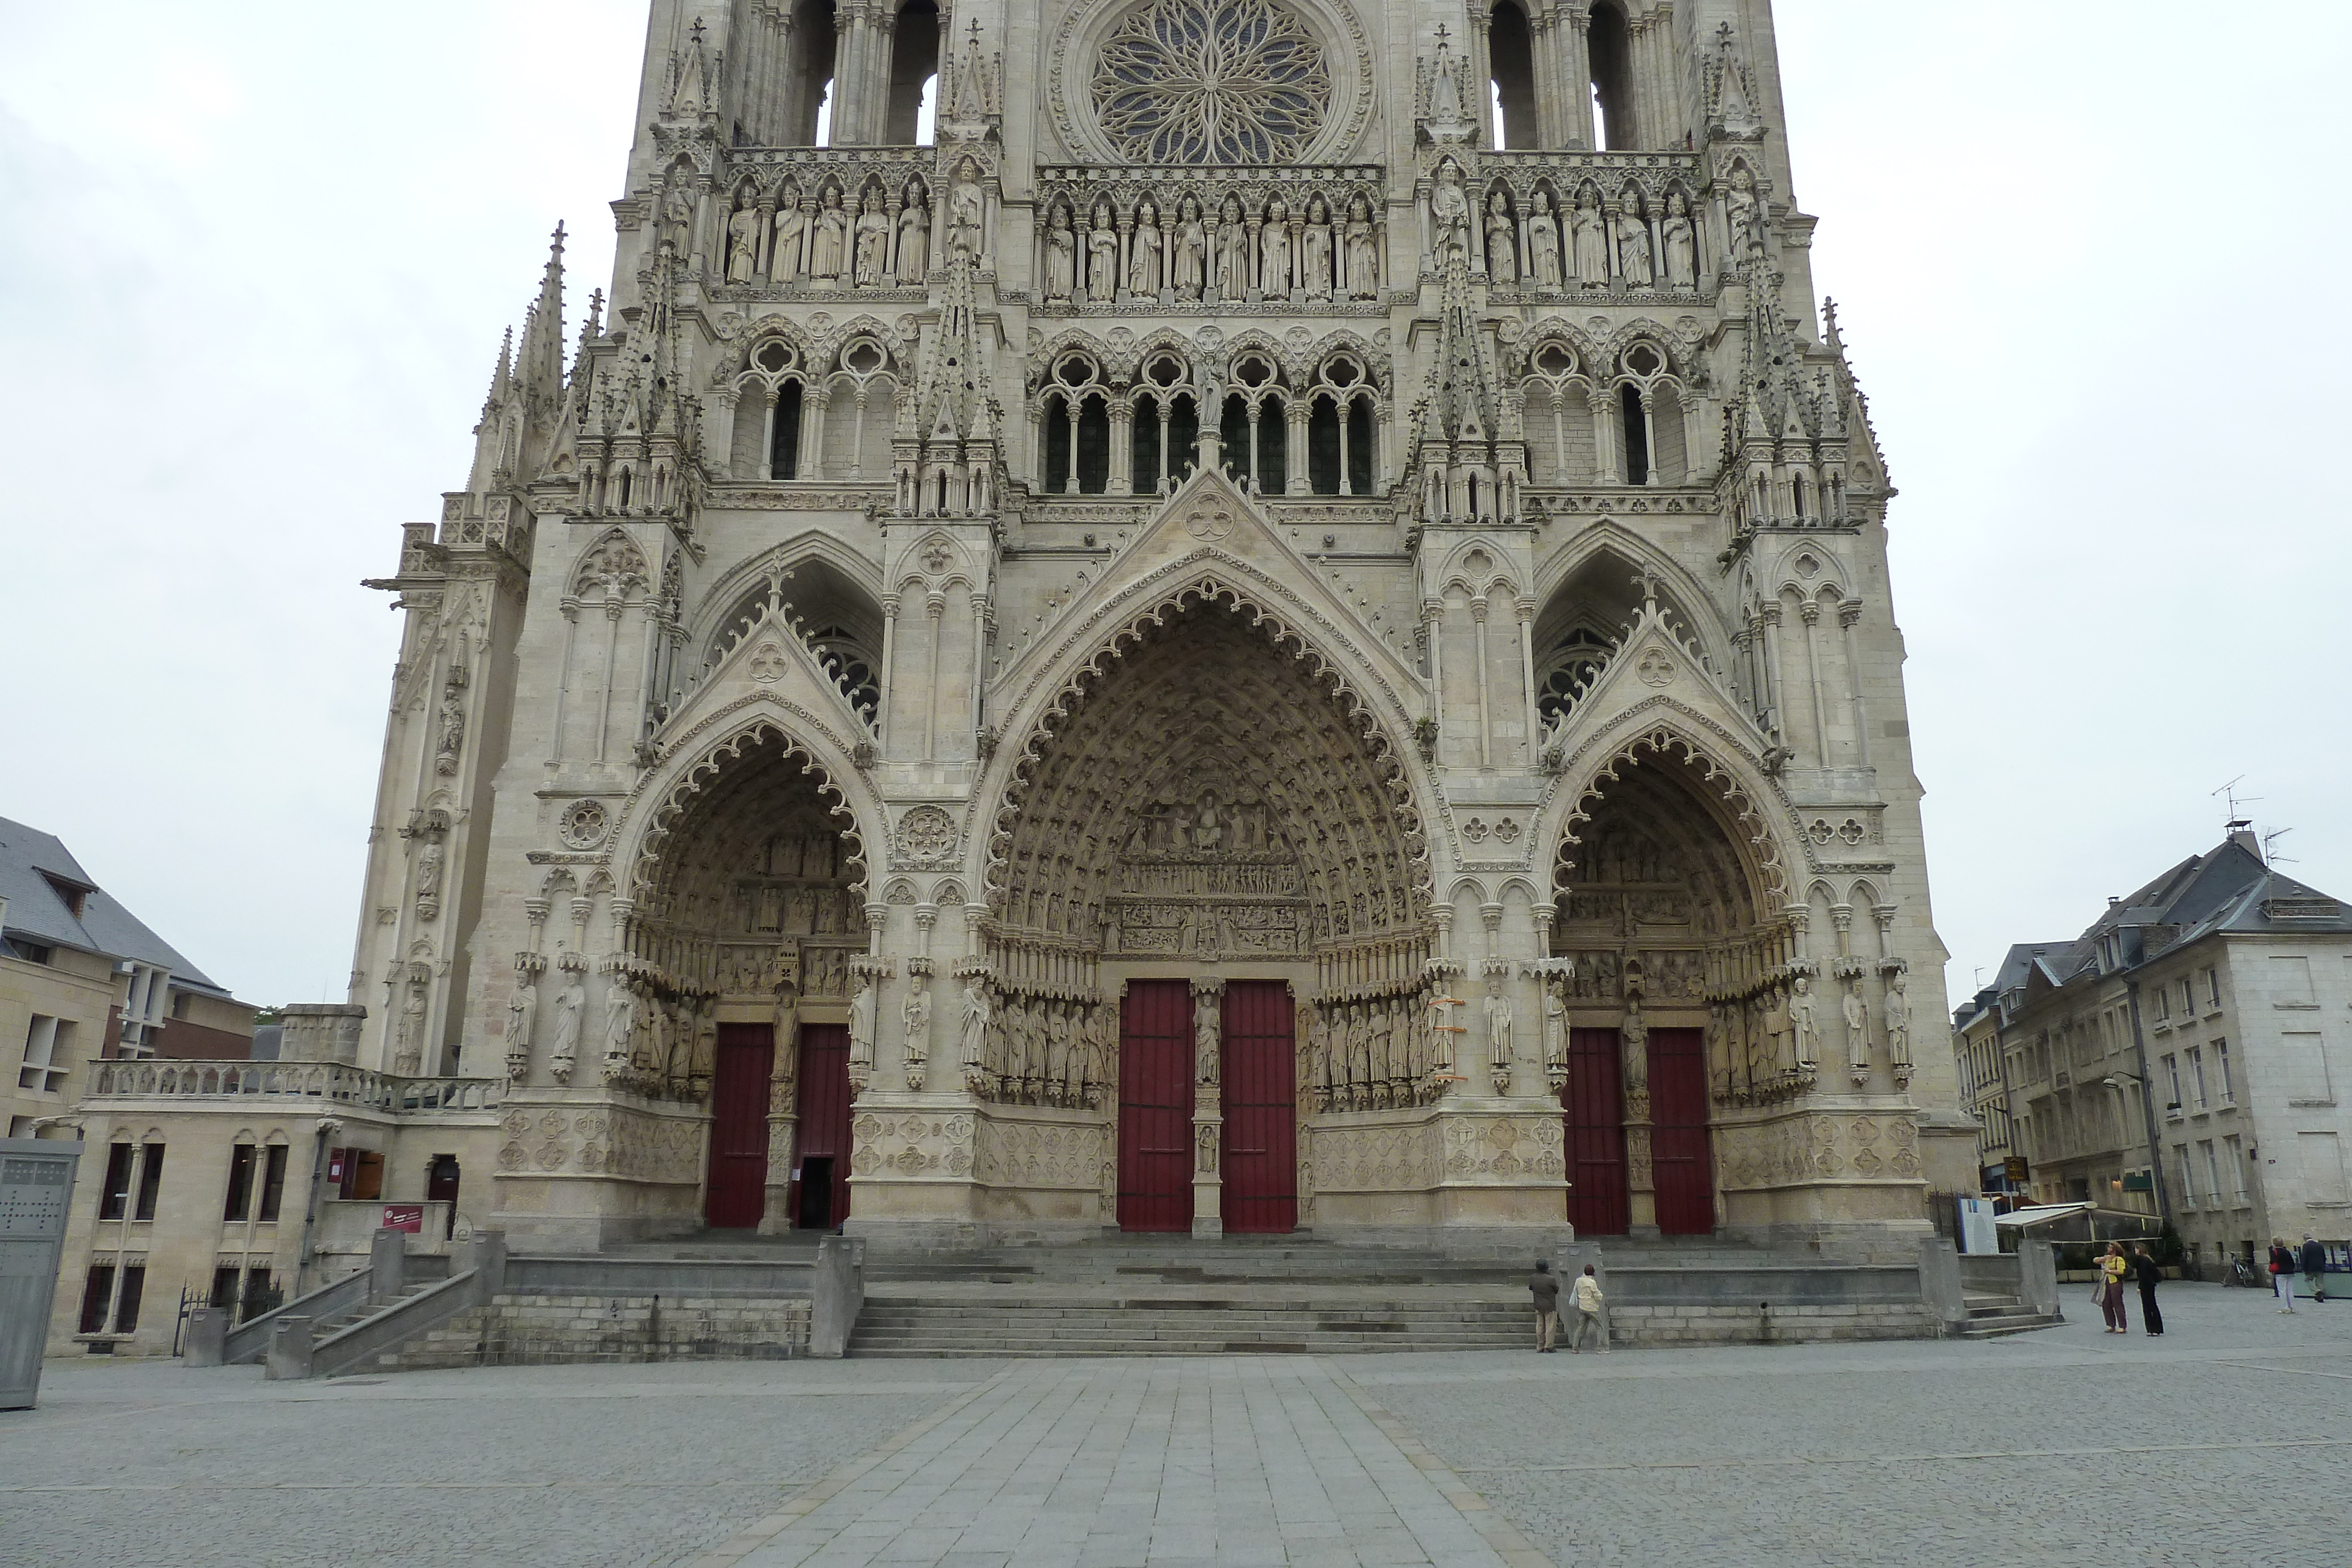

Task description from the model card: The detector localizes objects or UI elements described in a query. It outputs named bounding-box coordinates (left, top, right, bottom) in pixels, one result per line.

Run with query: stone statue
left=436, top=688, right=465, bottom=772
left=1484, top=193, right=1518, bottom=284
left=1301, top=199, right=1334, bottom=300
left=1259, top=199, right=1292, bottom=297
left=505, top=970, right=539, bottom=1080
left=957, top=976, right=991, bottom=1075
left=1174, top=198, right=1205, bottom=300
left=1614, top=206, right=1653, bottom=288
left=809, top=186, right=847, bottom=281
left=414, top=840, right=444, bottom=900
left=661, top=183, right=694, bottom=253
left=549, top=971, right=584, bottom=1082
left=1129, top=200, right=1162, bottom=296
left=1725, top=164, right=1759, bottom=258
left=1572, top=192, right=1609, bottom=287
left=854, top=190, right=890, bottom=287
left=1884, top=972, right=1913, bottom=1072
left=726, top=195, right=761, bottom=283
left=1844, top=975, right=1871, bottom=1078
left=896, top=183, right=930, bottom=283
left=1483, top=972, right=1514, bottom=1065
left=1620, top=998, right=1648, bottom=1096
left=601, top=977, right=635, bottom=1067
left=691, top=1009, right=717, bottom=1087
left=1215, top=196, right=1249, bottom=300
left=1087, top=204, right=1120, bottom=300
left=1543, top=977, right=1568, bottom=1077
left=770, top=198, right=806, bottom=283
left=1429, top=160, right=1471, bottom=268
left=1043, top=205, right=1075, bottom=301
left=902, top=970, right=932, bottom=1086
left=393, top=983, right=426, bottom=1076
left=1194, top=988, right=1220, bottom=1084
left=1526, top=192, right=1563, bottom=287
left=1788, top=974, right=1818, bottom=1069
left=1345, top=196, right=1379, bottom=299
left=646, top=995, right=672, bottom=1078
left=1196, top=1121, right=1218, bottom=1174
left=1662, top=191, right=1696, bottom=287
left=947, top=158, right=984, bottom=260
left=848, top=967, right=877, bottom=1069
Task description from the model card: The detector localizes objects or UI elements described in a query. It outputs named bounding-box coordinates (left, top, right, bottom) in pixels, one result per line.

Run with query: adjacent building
left=1951, top=830, right=2352, bottom=1268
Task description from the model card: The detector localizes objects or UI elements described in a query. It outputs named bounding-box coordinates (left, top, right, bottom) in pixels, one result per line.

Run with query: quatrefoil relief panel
left=1049, top=0, right=1374, bottom=167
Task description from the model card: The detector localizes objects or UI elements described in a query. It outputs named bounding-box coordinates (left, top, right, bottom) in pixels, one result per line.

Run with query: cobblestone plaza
left=6, top=1285, right=2346, bottom=1567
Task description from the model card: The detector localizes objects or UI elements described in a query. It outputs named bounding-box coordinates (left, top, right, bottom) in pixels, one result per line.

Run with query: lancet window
left=1042, top=353, right=1112, bottom=494
left=1217, top=353, right=1288, bottom=494
left=784, top=0, right=839, bottom=145
left=1588, top=1, right=1635, bottom=150
left=885, top=1, right=940, bottom=145
left=1518, top=341, right=1594, bottom=485
left=1305, top=354, right=1377, bottom=496
left=1130, top=352, right=1201, bottom=495
left=1488, top=1, right=1537, bottom=150
left=817, top=337, right=899, bottom=482
left=730, top=339, right=808, bottom=480
left=1611, top=341, right=1686, bottom=487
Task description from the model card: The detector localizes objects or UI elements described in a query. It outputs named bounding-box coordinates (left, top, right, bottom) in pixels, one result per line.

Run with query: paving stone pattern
left=1360, top=1282, right=2352, bottom=1568
left=5, top=1283, right=2346, bottom=1567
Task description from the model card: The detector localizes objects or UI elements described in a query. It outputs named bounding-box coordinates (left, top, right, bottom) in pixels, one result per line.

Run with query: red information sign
left=380, top=1204, right=425, bottom=1233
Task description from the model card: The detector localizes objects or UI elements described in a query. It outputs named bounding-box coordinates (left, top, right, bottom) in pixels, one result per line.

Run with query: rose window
left=1092, top=0, right=1331, bottom=164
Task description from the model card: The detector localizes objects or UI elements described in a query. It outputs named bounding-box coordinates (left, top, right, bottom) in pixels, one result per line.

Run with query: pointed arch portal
left=1552, top=735, right=1795, bottom=1236
left=991, top=601, right=1428, bottom=1232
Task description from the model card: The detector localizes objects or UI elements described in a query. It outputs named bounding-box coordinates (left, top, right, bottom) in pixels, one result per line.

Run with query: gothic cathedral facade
left=353, top=0, right=1973, bottom=1253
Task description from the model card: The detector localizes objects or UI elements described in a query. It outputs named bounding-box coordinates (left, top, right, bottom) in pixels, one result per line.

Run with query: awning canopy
left=1994, top=1202, right=2096, bottom=1228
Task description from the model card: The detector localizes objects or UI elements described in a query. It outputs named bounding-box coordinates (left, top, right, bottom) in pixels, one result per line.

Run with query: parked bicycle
left=2223, top=1257, right=2262, bottom=1288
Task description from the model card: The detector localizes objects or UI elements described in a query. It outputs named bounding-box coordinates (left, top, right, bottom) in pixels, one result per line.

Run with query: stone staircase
left=1957, top=1290, right=2063, bottom=1339
left=310, top=1282, right=444, bottom=1342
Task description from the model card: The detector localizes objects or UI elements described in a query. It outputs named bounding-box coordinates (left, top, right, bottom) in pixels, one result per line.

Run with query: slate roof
left=0, top=815, right=230, bottom=995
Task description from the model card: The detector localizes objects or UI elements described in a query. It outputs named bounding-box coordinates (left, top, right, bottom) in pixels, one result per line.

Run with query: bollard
left=183, top=1306, right=227, bottom=1368
left=264, top=1317, right=314, bottom=1381
left=368, top=1226, right=407, bottom=1303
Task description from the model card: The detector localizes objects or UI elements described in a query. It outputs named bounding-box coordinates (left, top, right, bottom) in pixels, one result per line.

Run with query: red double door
left=1116, top=979, right=1295, bottom=1233
left=705, top=1022, right=851, bottom=1229
left=1561, top=1025, right=1713, bottom=1236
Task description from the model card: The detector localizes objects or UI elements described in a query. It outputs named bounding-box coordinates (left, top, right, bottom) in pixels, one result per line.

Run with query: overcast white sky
left=2, top=3, right=2345, bottom=1021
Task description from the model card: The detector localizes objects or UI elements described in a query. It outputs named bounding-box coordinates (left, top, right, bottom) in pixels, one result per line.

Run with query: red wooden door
left=1562, top=1027, right=1629, bottom=1236
left=705, top=1024, right=774, bottom=1228
left=794, top=1023, right=852, bottom=1229
left=1648, top=1027, right=1714, bottom=1235
left=1221, top=981, right=1297, bottom=1234
left=1118, top=980, right=1193, bottom=1232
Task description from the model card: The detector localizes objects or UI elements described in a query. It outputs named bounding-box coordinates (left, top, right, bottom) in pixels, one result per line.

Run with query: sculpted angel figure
left=1174, top=198, right=1206, bottom=300
left=1572, top=190, right=1609, bottom=287
left=1344, top=195, right=1379, bottom=298
left=1524, top=190, right=1562, bottom=287
left=809, top=186, right=847, bottom=281
left=896, top=184, right=930, bottom=283
left=853, top=192, right=891, bottom=287
left=1484, top=192, right=1518, bottom=284
left=1301, top=198, right=1334, bottom=300
left=1259, top=199, right=1293, bottom=297
left=1043, top=204, right=1075, bottom=300
left=1087, top=204, right=1120, bottom=300
left=1662, top=190, right=1697, bottom=287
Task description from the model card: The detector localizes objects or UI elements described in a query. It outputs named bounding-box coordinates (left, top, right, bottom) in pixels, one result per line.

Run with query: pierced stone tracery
left=1093, top=0, right=1332, bottom=164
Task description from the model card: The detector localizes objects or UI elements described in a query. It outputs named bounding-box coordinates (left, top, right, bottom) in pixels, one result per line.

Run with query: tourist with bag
left=1529, top=1259, right=1560, bottom=1353
left=2097, top=1242, right=2130, bottom=1333
left=2268, top=1238, right=2298, bottom=1312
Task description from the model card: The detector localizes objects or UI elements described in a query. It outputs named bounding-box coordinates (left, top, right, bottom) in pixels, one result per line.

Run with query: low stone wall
left=1601, top=1301, right=1937, bottom=1347
left=367, top=1294, right=812, bottom=1372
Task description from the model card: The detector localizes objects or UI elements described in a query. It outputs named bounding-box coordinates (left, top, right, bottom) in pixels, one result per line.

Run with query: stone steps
left=313, top=1283, right=440, bottom=1340
left=849, top=1295, right=1532, bottom=1358
left=1957, top=1295, right=2063, bottom=1340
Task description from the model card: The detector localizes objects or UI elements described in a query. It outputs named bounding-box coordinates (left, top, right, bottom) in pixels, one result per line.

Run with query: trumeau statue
left=332, top=0, right=1952, bottom=1265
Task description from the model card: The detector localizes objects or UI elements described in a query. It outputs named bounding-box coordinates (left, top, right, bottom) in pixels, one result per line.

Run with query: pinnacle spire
left=516, top=222, right=569, bottom=406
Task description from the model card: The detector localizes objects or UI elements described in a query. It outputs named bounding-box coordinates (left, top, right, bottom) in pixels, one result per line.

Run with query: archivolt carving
left=1539, top=704, right=1799, bottom=901
left=988, top=597, right=1430, bottom=958
left=623, top=715, right=871, bottom=902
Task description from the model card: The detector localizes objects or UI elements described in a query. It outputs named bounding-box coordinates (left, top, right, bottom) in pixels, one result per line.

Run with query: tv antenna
left=2262, top=827, right=2296, bottom=865
left=2213, top=775, right=2260, bottom=830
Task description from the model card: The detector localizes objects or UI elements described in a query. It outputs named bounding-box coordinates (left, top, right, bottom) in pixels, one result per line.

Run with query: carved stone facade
left=333, top=0, right=1970, bottom=1254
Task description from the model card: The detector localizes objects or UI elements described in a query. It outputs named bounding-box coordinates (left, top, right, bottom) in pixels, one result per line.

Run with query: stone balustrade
left=88, top=1059, right=503, bottom=1113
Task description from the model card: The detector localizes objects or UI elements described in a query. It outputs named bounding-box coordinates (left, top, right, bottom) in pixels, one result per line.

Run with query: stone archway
left=984, top=600, right=1429, bottom=1233
left=1549, top=733, right=1796, bottom=1237
left=628, top=727, right=868, bottom=1232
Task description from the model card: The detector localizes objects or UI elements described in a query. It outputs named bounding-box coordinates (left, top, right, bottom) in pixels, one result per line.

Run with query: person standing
left=1568, top=1264, right=1606, bottom=1353
left=2301, top=1233, right=2328, bottom=1304
left=1529, top=1260, right=1561, bottom=1353
left=2097, top=1242, right=2130, bottom=1333
left=2132, top=1244, right=2164, bottom=1336
left=2268, top=1237, right=2298, bottom=1312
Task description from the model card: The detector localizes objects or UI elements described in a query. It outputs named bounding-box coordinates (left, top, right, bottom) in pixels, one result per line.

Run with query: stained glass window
left=1093, top=0, right=1331, bottom=164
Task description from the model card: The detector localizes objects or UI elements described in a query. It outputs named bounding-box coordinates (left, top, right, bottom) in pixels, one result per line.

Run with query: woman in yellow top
left=2097, top=1242, right=2130, bottom=1333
